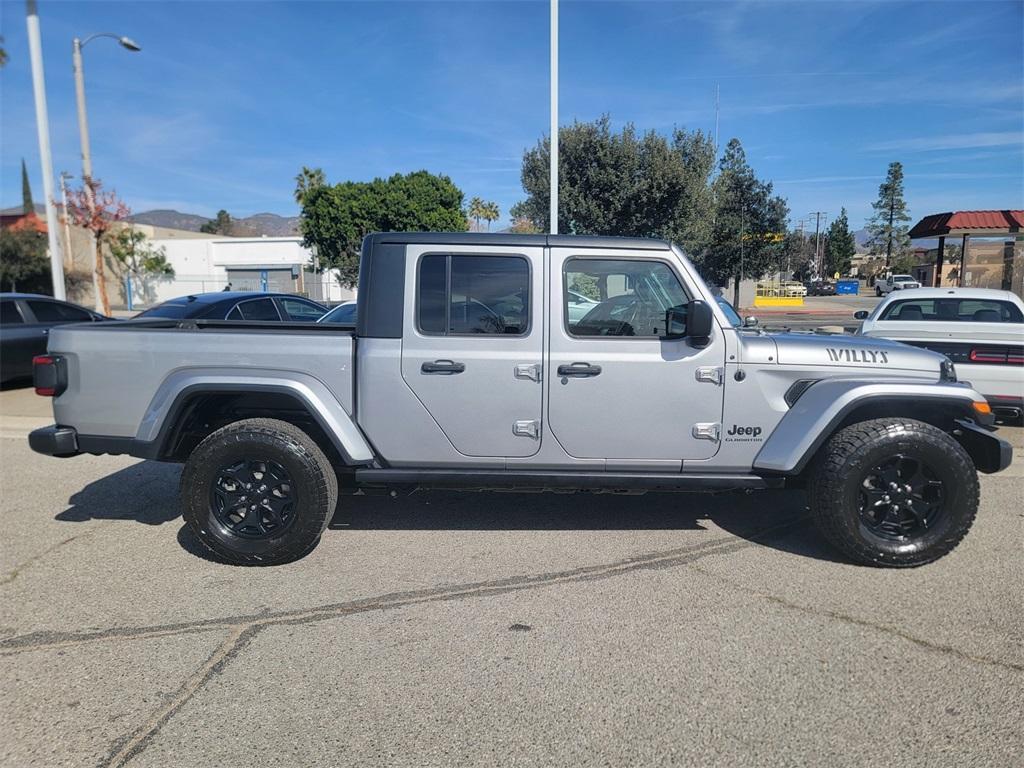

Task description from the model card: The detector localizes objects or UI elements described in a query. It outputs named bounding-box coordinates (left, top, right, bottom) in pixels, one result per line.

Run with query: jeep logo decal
left=826, top=348, right=889, bottom=364
left=725, top=425, right=763, bottom=442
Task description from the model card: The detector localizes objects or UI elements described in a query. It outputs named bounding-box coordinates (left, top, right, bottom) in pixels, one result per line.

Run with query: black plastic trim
left=28, top=425, right=80, bottom=457
left=952, top=418, right=1013, bottom=474
left=356, top=239, right=405, bottom=339
left=353, top=468, right=783, bottom=491
left=366, top=232, right=671, bottom=250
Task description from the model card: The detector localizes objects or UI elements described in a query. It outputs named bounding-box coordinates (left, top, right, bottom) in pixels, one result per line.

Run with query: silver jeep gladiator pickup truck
left=30, top=233, right=1012, bottom=567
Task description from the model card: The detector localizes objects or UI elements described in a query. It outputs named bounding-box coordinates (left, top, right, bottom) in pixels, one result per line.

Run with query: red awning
left=909, top=210, right=1024, bottom=239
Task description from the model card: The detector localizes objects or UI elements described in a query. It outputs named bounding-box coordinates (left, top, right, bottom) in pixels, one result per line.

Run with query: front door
left=401, top=245, right=544, bottom=458
left=547, top=249, right=726, bottom=461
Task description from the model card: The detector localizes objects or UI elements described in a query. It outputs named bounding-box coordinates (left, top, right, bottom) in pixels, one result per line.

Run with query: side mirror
left=663, top=300, right=713, bottom=345
left=743, top=316, right=759, bottom=328
left=853, top=310, right=869, bottom=320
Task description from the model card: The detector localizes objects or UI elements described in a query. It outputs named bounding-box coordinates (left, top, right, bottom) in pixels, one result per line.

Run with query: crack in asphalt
left=0, top=532, right=91, bottom=586
left=0, top=521, right=780, bottom=767
left=3, top=526, right=779, bottom=656
left=5, top=513, right=1016, bottom=767
left=684, top=562, right=1024, bottom=674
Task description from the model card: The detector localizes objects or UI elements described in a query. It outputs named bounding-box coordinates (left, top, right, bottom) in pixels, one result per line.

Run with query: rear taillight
left=968, top=347, right=1024, bottom=366
left=33, top=355, right=67, bottom=397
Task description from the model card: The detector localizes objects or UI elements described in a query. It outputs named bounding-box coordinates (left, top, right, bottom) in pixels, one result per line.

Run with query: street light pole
left=71, top=32, right=141, bottom=313
left=25, top=0, right=66, bottom=300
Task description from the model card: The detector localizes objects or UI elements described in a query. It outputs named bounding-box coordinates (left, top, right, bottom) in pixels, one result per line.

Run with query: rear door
left=547, top=248, right=726, bottom=461
left=0, top=299, right=41, bottom=380
left=400, top=244, right=544, bottom=457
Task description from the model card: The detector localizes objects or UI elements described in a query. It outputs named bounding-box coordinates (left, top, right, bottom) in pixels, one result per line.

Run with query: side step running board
left=352, top=469, right=784, bottom=492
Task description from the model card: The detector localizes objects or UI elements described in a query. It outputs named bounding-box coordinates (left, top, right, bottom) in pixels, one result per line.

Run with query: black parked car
left=1, top=293, right=112, bottom=386
left=804, top=280, right=837, bottom=296
left=136, top=292, right=327, bottom=322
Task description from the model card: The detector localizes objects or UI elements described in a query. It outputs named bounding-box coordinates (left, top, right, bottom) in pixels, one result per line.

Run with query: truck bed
left=48, top=319, right=356, bottom=439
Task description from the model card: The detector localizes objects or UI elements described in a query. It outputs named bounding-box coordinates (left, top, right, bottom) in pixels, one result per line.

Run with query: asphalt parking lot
left=1, top=390, right=1022, bottom=767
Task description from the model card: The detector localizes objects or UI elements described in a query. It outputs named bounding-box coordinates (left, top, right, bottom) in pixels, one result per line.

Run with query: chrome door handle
left=557, top=362, right=602, bottom=377
left=421, top=359, right=466, bottom=374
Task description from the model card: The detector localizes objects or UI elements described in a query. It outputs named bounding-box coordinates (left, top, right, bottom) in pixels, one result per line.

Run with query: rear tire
left=181, top=418, right=338, bottom=566
left=808, top=418, right=978, bottom=567
left=875, top=286, right=882, bottom=296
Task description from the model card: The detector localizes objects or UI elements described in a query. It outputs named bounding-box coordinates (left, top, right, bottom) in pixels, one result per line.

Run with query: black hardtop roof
left=364, top=232, right=673, bottom=251
left=160, top=291, right=308, bottom=305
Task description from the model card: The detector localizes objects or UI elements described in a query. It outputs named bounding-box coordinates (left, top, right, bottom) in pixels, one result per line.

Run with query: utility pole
left=59, top=171, right=74, bottom=271
left=714, top=83, right=720, bottom=156
left=25, top=0, right=66, bottom=300
left=809, top=211, right=826, bottom=278
left=549, top=0, right=558, bottom=235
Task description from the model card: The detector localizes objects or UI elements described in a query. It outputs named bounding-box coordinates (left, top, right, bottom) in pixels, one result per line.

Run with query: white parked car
left=857, top=288, right=1024, bottom=421
left=875, top=274, right=921, bottom=296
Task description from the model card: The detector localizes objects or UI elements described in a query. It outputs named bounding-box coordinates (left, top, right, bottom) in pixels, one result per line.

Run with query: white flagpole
left=549, top=0, right=558, bottom=235
left=25, top=0, right=66, bottom=299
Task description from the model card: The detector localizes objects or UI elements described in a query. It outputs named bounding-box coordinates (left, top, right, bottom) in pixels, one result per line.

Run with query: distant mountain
left=129, top=209, right=211, bottom=232
left=128, top=209, right=300, bottom=237
left=853, top=227, right=939, bottom=251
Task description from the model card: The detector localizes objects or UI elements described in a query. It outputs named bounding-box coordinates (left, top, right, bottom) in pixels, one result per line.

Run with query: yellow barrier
left=753, top=296, right=804, bottom=307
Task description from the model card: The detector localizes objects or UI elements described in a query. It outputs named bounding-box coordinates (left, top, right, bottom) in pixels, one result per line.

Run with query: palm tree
left=468, top=196, right=485, bottom=231
left=482, top=201, right=500, bottom=231
left=294, top=166, right=326, bottom=206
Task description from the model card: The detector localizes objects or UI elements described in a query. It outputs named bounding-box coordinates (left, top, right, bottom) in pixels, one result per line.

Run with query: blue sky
left=1, top=0, right=1021, bottom=232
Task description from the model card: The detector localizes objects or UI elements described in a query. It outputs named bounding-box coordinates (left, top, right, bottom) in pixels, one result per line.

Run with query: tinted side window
left=1, top=301, right=23, bottom=325
left=564, top=258, right=688, bottom=337
left=26, top=300, right=92, bottom=323
left=139, top=303, right=189, bottom=319
left=236, top=299, right=281, bottom=321
left=880, top=298, right=1024, bottom=323
left=417, top=254, right=529, bottom=336
left=279, top=297, right=325, bottom=321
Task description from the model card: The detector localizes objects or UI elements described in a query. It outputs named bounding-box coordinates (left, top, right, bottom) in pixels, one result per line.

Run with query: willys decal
left=826, top=348, right=889, bottom=364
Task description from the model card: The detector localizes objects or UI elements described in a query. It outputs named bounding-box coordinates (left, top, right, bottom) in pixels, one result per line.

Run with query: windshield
left=715, top=297, right=743, bottom=328
left=893, top=275, right=915, bottom=282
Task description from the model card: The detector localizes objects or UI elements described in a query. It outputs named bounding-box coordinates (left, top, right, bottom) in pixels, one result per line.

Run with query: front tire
left=181, top=418, right=338, bottom=566
left=808, top=418, right=978, bottom=567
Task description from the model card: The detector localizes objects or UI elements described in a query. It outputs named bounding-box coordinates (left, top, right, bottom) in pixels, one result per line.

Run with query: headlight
left=940, top=358, right=957, bottom=382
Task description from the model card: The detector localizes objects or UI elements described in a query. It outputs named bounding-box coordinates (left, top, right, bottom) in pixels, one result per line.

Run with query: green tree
left=107, top=228, right=174, bottom=282
left=300, top=170, right=467, bottom=288
left=865, top=161, right=911, bottom=267
left=294, top=166, right=326, bottom=206
left=0, top=36, right=8, bottom=68
left=0, top=228, right=49, bottom=292
left=200, top=209, right=233, bottom=235
left=705, top=139, right=789, bottom=305
left=823, top=207, right=856, bottom=277
left=21, top=159, right=34, bottom=215
left=513, top=116, right=716, bottom=253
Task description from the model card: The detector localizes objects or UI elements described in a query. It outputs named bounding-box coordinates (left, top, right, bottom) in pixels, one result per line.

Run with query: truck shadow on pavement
left=53, top=461, right=845, bottom=564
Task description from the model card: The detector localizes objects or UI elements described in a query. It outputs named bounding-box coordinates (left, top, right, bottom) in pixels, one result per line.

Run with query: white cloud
left=865, top=132, right=1023, bottom=152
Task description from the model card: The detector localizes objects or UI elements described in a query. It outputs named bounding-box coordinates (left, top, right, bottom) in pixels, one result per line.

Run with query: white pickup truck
left=875, top=274, right=922, bottom=296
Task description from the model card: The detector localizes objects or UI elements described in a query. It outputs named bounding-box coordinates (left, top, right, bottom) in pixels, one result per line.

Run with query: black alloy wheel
left=858, top=454, right=945, bottom=540
left=182, top=418, right=338, bottom=566
left=210, top=458, right=296, bottom=539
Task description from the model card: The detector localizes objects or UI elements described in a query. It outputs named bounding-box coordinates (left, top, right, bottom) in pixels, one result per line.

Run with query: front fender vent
left=784, top=379, right=819, bottom=408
